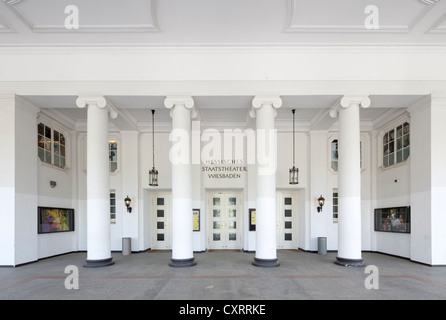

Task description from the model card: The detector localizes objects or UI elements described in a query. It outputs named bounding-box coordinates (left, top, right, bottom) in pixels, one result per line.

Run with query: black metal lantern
left=149, top=167, right=158, bottom=186
left=124, top=195, right=132, bottom=213
left=289, top=166, right=299, bottom=185
left=289, top=109, right=299, bottom=185
left=317, top=195, right=325, bottom=213
left=149, top=109, right=159, bottom=186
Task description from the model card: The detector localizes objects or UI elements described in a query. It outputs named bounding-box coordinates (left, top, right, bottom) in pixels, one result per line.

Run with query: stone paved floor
left=1, top=250, right=445, bottom=300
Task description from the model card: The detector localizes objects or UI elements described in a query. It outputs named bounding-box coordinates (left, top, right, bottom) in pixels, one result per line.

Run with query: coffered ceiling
left=1, top=0, right=445, bottom=46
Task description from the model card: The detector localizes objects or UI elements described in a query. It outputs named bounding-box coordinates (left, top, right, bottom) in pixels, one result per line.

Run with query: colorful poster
left=38, top=207, right=74, bottom=234
left=193, top=209, right=200, bottom=231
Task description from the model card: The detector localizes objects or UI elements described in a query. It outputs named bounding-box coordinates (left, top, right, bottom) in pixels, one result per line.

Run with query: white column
left=165, top=96, right=196, bottom=267
left=330, top=96, right=370, bottom=267
left=251, top=96, right=282, bottom=267
left=77, top=96, right=118, bottom=268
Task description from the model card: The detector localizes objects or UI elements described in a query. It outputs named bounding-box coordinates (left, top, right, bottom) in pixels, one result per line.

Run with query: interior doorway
left=151, top=192, right=172, bottom=250
left=276, top=191, right=298, bottom=249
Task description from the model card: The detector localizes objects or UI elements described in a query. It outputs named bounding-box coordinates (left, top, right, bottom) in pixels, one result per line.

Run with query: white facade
left=1, top=0, right=446, bottom=267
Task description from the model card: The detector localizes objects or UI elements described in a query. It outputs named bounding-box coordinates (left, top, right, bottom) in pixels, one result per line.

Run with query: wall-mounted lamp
left=49, top=180, right=57, bottom=188
left=317, top=195, right=325, bottom=213
left=124, top=195, right=132, bottom=213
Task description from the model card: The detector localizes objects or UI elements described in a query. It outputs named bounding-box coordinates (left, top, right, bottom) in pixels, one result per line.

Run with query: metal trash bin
left=318, top=237, right=327, bottom=255
left=122, top=237, right=131, bottom=256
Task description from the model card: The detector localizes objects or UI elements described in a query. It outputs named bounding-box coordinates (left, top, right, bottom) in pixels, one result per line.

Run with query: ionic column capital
left=330, top=95, right=371, bottom=118
left=76, top=95, right=118, bottom=119
left=250, top=96, right=282, bottom=118
left=164, top=96, right=197, bottom=118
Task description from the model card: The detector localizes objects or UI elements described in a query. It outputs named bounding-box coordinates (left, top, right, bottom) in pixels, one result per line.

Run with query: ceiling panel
left=286, top=0, right=430, bottom=33
left=8, top=0, right=159, bottom=32
left=1, top=0, right=445, bottom=46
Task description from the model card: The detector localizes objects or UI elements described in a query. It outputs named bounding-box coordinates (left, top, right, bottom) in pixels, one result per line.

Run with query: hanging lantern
left=149, top=109, right=159, bottom=186
left=289, top=109, right=299, bottom=185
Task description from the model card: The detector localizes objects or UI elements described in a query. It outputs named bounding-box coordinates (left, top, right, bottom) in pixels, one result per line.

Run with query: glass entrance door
left=152, top=192, right=171, bottom=250
left=276, top=192, right=297, bottom=249
left=208, top=192, right=242, bottom=250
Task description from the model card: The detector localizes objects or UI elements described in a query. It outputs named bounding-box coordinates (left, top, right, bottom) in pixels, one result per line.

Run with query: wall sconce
left=124, top=196, right=132, bottom=213
left=49, top=180, right=57, bottom=188
left=317, top=195, right=325, bottom=213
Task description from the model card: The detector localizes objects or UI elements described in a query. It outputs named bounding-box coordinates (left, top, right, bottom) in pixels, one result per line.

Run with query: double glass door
left=208, top=192, right=242, bottom=250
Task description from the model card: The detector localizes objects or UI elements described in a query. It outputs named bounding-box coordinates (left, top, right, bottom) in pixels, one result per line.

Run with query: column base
left=169, top=258, right=196, bottom=268
left=84, top=257, right=114, bottom=268
left=252, top=257, right=280, bottom=268
left=334, top=257, right=365, bottom=268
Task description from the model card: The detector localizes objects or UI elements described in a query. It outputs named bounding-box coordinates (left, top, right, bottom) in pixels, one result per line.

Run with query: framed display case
left=38, top=207, right=74, bottom=234
left=374, top=206, right=410, bottom=233
left=193, top=208, right=200, bottom=231
left=249, top=208, right=256, bottom=231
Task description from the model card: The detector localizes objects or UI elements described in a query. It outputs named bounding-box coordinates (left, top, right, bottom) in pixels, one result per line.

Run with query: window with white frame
left=37, top=122, right=67, bottom=169
left=109, top=140, right=118, bottom=173
left=382, top=122, right=410, bottom=168
left=110, top=189, right=116, bottom=224
left=329, top=138, right=363, bottom=172
left=333, top=188, right=338, bottom=223
left=81, top=137, right=119, bottom=174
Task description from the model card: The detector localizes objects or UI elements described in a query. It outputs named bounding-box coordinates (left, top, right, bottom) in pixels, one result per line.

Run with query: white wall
left=410, top=96, right=446, bottom=265
left=410, top=103, right=432, bottom=264
left=35, top=115, right=78, bottom=259
left=0, top=96, right=39, bottom=266
left=0, top=95, right=17, bottom=266
left=430, top=97, right=446, bottom=265
left=372, top=114, right=412, bottom=259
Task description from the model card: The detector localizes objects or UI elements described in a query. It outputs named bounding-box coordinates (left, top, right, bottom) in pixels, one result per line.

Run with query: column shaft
left=77, top=96, right=116, bottom=268
left=336, top=104, right=363, bottom=266
left=166, top=97, right=196, bottom=267
left=332, top=96, right=370, bottom=267
left=251, top=97, right=281, bottom=267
